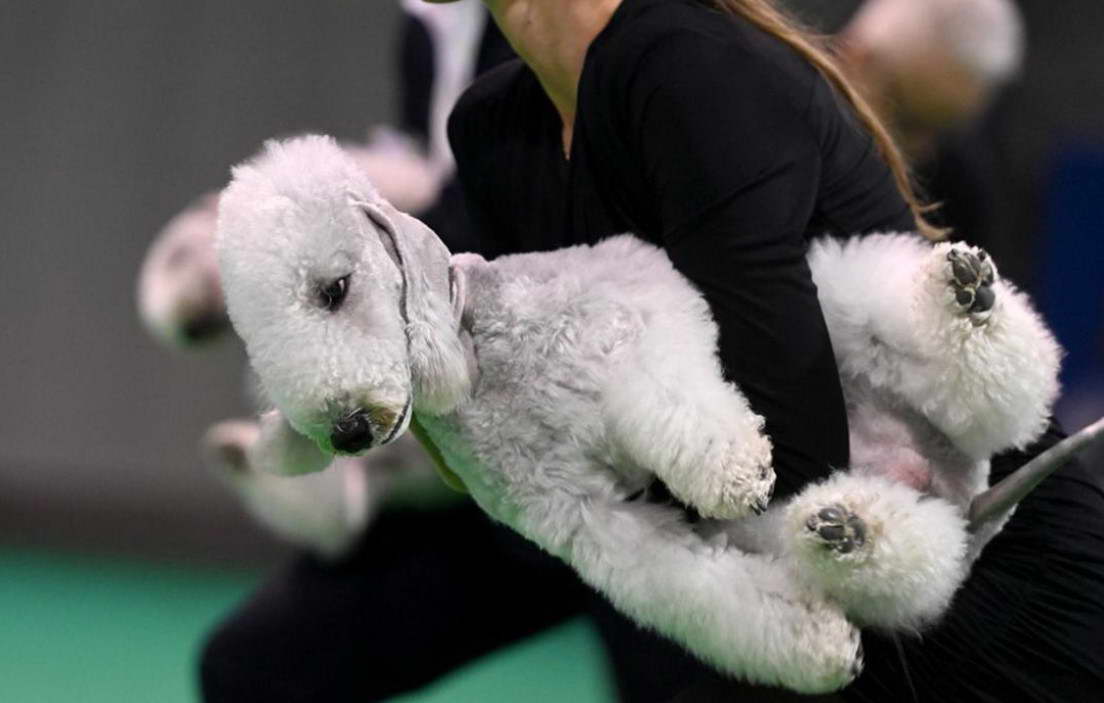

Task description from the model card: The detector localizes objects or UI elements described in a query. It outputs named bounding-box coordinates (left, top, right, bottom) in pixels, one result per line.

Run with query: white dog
left=216, top=135, right=1073, bottom=693
left=135, top=126, right=461, bottom=558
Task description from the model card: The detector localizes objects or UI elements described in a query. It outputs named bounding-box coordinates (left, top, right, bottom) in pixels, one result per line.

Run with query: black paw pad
left=806, top=504, right=867, bottom=554
left=946, top=248, right=996, bottom=317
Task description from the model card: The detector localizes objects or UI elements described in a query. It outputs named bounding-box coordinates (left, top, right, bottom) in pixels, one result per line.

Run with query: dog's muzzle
left=330, top=398, right=412, bottom=454
left=331, top=412, right=375, bottom=454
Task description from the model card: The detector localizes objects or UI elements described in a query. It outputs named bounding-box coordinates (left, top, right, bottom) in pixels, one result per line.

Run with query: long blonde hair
left=708, top=0, right=946, bottom=240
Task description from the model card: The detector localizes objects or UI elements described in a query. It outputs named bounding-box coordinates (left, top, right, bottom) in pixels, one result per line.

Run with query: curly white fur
left=217, top=135, right=1062, bottom=692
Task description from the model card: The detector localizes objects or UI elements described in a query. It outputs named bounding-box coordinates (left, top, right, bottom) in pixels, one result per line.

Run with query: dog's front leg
left=527, top=494, right=862, bottom=694
left=200, top=418, right=374, bottom=559
left=248, top=410, right=334, bottom=476
left=603, top=345, right=774, bottom=521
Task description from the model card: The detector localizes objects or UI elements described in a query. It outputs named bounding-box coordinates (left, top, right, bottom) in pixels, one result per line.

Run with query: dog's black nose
left=331, top=412, right=374, bottom=453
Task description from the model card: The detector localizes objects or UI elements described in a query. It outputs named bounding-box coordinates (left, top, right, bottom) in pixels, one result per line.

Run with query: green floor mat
left=0, top=548, right=614, bottom=702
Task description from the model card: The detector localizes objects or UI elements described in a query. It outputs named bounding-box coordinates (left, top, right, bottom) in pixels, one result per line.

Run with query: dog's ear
left=362, top=202, right=471, bottom=415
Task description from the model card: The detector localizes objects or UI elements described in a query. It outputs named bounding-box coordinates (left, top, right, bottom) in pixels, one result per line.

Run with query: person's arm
left=626, top=33, right=852, bottom=499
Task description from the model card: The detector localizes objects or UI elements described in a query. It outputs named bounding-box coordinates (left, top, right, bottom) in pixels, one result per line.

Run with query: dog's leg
left=811, top=235, right=1062, bottom=460
left=201, top=419, right=376, bottom=559
left=526, top=494, right=862, bottom=693
left=247, top=410, right=335, bottom=476
left=603, top=351, right=774, bottom=520
left=776, top=472, right=969, bottom=631
left=907, top=241, right=1062, bottom=457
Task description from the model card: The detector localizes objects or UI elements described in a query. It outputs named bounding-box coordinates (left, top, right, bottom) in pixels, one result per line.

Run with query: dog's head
left=217, top=135, right=470, bottom=456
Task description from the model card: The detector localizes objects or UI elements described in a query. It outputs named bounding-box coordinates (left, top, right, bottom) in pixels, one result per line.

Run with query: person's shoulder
left=455, top=58, right=529, bottom=112
left=614, top=0, right=747, bottom=44
left=593, top=0, right=816, bottom=97
left=449, top=58, right=530, bottom=141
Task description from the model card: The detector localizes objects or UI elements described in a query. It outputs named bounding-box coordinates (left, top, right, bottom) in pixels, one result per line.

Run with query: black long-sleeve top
left=448, top=0, right=914, bottom=500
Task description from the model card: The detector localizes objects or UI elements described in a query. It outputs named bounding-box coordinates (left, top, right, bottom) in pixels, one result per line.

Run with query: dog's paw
left=705, top=459, right=775, bottom=520
left=805, top=504, right=868, bottom=555
left=943, top=244, right=998, bottom=325
left=201, top=419, right=261, bottom=481
left=784, top=474, right=969, bottom=630
left=692, top=437, right=775, bottom=520
left=790, top=501, right=876, bottom=582
left=771, top=600, right=864, bottom=693
left=784, top=482, right=882, bottom=610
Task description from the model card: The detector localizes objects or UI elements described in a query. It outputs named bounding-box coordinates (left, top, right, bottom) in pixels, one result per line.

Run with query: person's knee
left=198, top=613, right=267, bottom=703
left=196, top=593, right=408, bottom=703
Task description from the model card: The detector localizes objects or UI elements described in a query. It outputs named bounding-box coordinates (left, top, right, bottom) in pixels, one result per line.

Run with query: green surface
left=0, top=548, right=615, bottom=703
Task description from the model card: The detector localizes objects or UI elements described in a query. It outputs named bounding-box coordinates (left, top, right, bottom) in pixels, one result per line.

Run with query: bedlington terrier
left=136, top=129, right=454, bottom=557
left=216, top=135, right=1072, bottom=693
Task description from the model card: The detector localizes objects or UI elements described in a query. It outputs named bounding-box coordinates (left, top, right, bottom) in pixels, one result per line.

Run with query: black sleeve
left=626, top=32, right=850, bottom=496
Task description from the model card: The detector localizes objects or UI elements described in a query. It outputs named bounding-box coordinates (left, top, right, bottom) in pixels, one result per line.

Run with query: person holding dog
left=443, top=0, right=1104, bottom=701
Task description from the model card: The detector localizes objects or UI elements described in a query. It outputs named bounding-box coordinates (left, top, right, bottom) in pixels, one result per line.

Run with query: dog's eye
left=319, top=275, right=350, bottom=311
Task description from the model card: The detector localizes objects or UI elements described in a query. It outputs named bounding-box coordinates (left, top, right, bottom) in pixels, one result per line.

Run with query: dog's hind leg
left=541, top=495, right=862, bottom=693
left=602, top=347, right=775, bottom=520
left=779, top=472, right=969, bottom=631
left=903, top=241, right=1062, bottom=458
left=810, top=234, right=1062, bottom=460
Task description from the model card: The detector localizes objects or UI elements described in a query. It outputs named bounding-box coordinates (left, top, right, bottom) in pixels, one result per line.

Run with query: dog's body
left=218, top=136, right=1061, bottom=693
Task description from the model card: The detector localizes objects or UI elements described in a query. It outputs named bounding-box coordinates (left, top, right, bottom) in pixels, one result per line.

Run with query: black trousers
left=199, top=501, right=735, bottom=703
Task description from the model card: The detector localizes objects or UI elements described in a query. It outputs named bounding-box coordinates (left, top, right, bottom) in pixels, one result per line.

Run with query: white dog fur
left=216, top=135, right=1061, bottom=693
